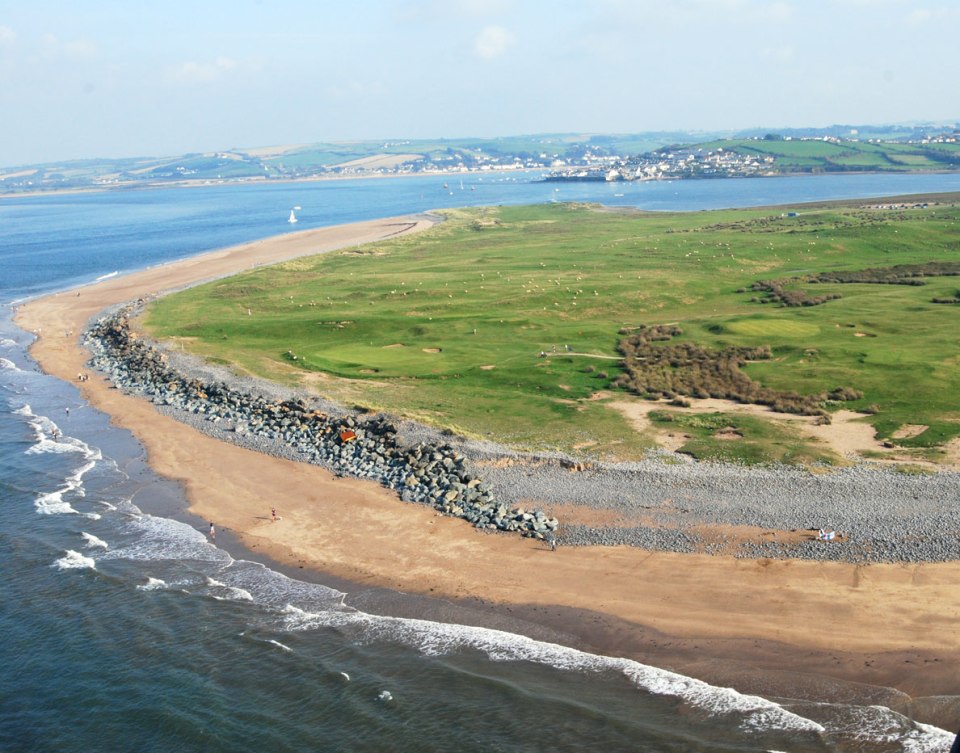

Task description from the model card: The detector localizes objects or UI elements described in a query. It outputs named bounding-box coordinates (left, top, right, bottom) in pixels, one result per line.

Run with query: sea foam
left=277, top=604, right=824, bottom=735
left=101, top=514, right=230, bottom=565
left=33, top=458, right=98, bottom=515
left=137, top=577, right=168, bottom=591
left=16, top=404, right=102, bottom=463
left=206, top=577, right=254, bottom=602
left=275, top=603, right=956, bottom=744
left=81, top=532, right=109, bottom=549
left=35, top=489, right=79, bottom=515
left=53, top=550, right=96, bottom=571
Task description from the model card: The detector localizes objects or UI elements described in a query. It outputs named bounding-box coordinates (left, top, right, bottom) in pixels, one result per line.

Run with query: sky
left=0, top=0, right=957, bottom=166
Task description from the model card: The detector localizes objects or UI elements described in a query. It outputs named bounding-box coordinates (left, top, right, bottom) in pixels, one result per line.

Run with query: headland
left=15, top=212, right=960, bottom=730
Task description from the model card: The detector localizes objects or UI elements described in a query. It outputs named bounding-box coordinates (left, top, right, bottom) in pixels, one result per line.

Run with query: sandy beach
left=15, top=215, right=960, bottom=728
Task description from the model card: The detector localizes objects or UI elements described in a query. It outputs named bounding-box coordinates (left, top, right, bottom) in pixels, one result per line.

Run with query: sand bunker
left=891, top=424, right=928, bottom=439
left=422, top=348, right=442, bottom=354
left=607, top=398, right=889, bottom=462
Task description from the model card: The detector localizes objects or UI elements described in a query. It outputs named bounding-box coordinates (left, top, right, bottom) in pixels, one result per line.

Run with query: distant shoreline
left=0, top=165, right=539, bottom=200
left=4, top=164, right=960, bottom=201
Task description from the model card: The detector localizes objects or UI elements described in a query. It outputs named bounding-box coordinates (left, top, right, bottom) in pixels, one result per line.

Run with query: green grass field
left=144, top=199, right=960, bottom=464
left=702, top=138, right=960, bottom=172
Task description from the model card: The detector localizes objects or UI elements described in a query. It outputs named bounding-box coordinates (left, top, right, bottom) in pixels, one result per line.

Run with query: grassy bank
left=144, top=197, right=960, bottom=464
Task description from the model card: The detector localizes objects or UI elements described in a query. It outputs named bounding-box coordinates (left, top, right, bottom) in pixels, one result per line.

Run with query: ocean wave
left=80, top=505, right=942, bottom=746
left=16, top=404, right=102, bottom=463
left=812, top=705, right=956, bottom=752
left=53, top=550, right=96, bottom=570
left=33, top=457, right=98, bottom=515
left=0, top=357, right=21, bottom=371
left=81, top=532, right=109, bottom=549
left=904, top=723, right=956, bottom=753
left=266, top=639, right=292, bottom=652
left=137, top=577, right=168, bottom=591
left=100, top=514, right=231, bottom=565
left=26, top=434, right=101, bottom=461
left=275, top=604, right=953, bottom=745
left=95, top=271, right=119, bottom=282
left=35, top=489, right=79, bottom=515
left=0, top=338, right=18, bottom=348
left=194, top=560, right=348, bottom=619
left=206, top=577, right=254, bottom=602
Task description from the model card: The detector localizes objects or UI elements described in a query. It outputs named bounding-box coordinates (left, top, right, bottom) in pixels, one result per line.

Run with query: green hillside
left=696, top=137, right=960, bottom=172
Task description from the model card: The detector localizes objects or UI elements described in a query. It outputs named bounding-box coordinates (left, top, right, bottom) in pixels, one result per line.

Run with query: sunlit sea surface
left=2, top=171, right=959, bottom=752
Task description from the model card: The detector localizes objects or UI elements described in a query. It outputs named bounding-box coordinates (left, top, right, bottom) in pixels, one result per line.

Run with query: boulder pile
left=84, top=305, right=559, bottom=540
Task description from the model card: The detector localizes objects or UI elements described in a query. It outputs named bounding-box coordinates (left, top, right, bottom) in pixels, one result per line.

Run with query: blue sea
left=2, top=172, right=959, bottom=752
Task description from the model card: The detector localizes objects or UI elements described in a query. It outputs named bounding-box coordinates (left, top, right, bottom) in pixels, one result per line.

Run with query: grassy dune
left=145, top=199, right=960, bottom=464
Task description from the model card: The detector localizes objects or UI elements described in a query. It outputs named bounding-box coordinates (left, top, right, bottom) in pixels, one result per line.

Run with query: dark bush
left=615, top=326, right=860, bottom=416
left=750, top=262, right=960, bottom=308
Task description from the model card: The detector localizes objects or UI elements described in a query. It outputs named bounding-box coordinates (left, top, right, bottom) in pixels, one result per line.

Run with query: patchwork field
left=144, top=196, right=960, bottom=465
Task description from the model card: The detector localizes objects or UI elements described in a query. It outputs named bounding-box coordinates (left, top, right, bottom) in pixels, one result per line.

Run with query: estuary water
left=2, top=171, right=959, bottom=752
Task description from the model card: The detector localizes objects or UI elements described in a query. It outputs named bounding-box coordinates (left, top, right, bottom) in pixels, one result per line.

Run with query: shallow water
left=2, top=173, right=959, bottom=751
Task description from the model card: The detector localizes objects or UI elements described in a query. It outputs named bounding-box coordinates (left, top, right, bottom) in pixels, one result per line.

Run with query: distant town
left=546, top=132, right=960, bottom=183
left=1, top=123, right=958, bottom=195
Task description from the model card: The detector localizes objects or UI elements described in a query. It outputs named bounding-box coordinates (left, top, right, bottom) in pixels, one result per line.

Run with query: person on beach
left=209, top=523, right=216, bottom=541
left=271, top=507, right=278, bottom=522
left=545, top=531, right=557, bottom=551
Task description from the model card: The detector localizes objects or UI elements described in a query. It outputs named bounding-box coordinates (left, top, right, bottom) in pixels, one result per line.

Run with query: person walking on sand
left=545, top=531, right=557, bottom=551
left=271, top=507, right=278, bottom=522
left=209, top=523, right=216, bottom=541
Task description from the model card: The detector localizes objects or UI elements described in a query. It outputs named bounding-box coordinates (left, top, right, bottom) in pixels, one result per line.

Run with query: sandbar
left=15, top=215, right=960, bottom=728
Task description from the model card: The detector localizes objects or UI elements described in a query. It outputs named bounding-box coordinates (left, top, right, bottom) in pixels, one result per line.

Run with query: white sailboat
left=288, top=209, right=298, bottom=224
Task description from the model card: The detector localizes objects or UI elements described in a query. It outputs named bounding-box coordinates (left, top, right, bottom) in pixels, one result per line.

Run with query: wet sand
left=15, top=215, right=960, bottom=729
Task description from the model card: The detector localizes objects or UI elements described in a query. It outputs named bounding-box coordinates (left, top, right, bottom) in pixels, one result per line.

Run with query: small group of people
left=76, top=372, right=89, bottom=382
left=817, top=528, right=837, bottom=541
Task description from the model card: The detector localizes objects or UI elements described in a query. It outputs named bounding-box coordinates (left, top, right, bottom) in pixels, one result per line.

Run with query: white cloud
left=473, top=25, right=514, bottom=59
left=396, top=0, right=511, bottom=22
left=908, top=8, right=932, bottom=23
left=760, top=1, right=794, bottom=20
left=37, top=33, right=98, bottom=61
left=167, top=56, right=239, bottom=84
left=0, top=25, right=15, bottom=45
left=62, top=39, right=98, bottom=59
left=326, top=78, right=387, bottom=98
left=761, top=44, right=795, bottom=61
left=455, top=0, right=512, bottom=14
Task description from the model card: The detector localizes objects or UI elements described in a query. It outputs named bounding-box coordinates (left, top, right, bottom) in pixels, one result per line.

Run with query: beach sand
left=16, top=215, right=960, bottom=729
